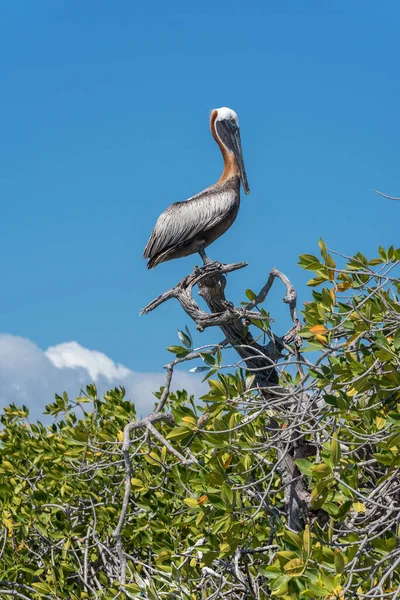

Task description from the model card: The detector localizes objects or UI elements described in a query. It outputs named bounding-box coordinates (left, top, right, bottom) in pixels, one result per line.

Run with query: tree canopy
left=1, top=241, right=400, bottom=599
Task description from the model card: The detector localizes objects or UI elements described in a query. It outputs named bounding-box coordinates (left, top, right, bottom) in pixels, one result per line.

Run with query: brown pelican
left=143, top=107, right=250, bottom=269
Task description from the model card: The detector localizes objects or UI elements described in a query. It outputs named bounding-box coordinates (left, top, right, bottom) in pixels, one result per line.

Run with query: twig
left=374, top=189, right=400, bottom=201
left=155, top=364, right=173, bottom=413
left=0, top=582, right=59, bottom=600
left=113, top=411, right=197, bottom=582
left=83, top=525, right=91, bottom=585
left=0, top=591, right=32, bottom=600
left=246, top=267, right=300, bottom=328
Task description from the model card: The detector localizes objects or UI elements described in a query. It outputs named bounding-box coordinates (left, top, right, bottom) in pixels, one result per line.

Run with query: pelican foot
left=198, top=248, right=223, bottom=269
left=199, top=259, right=223, bottom=270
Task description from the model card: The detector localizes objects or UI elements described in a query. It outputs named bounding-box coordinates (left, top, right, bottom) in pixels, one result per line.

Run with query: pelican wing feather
left=143, top=186, right=231, bottom=259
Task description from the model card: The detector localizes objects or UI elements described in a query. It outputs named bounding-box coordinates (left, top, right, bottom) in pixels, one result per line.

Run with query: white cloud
left=0, top=335, right=205, bottom=420
left=46, top=341, right=132, bottom=381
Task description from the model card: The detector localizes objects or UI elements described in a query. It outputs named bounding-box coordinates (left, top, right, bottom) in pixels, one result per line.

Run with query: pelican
left=143, top=107, right=250, bottom=269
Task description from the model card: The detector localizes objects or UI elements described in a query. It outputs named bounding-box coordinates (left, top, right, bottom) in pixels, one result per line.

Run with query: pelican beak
left=232, top=127, right=250, bottom=195
left=216, top=118, right=250, bottom=194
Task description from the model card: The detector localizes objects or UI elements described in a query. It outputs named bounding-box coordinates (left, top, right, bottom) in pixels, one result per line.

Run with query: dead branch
left=374, top=189, right=400, bottom=201
left=113, top=411, right=198, bottom=582
left=140, top=259, right=309, bottom=530
left=140, top=261, right=272, bottom=331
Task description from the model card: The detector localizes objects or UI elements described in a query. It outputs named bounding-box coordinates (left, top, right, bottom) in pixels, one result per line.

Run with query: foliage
left=0, top=242, right=400, bottom=599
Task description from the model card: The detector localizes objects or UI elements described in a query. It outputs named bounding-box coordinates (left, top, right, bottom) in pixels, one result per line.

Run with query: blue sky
left=0, top=1, right=399, bottom=411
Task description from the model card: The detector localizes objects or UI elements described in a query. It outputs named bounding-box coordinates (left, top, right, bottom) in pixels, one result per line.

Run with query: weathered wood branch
left=141, top=261, right=301, bottom=388
left=140, top=259, right=309, bottom=531
left=374, top=189, right=400, bottom=201
left=140, top=261, right=272, bottom=332
left=113, top=410, right=198, bottom=582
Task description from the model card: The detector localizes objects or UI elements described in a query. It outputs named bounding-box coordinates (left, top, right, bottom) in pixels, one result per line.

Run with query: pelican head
left=212, top=106, right=250, bottom=195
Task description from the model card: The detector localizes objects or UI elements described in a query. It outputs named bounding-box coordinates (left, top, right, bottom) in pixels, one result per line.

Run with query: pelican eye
left=230, top=118, right=236, bottom=126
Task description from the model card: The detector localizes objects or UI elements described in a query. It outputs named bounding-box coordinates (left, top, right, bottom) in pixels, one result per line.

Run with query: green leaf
left=353, top=502, right=366, bottom=513
left=283, top=557, right=305, bottom=576
left=180, top=415, right=198, bottom=429
left=311, top=481, right=329, bottom=509
left=131, top=478, right=147, bottom=491
left=189, top=366, right=209, bottom=373
left=301, top=588, right=326, bottom=598
left=208, top=379, right=226, bottom=396
left=245, top=288, right=257, bottom=301
left=201, top=353, right=216, bottom=366
left=378, top=245, right=388, bottom=261
left=325, top=254, right=336, bottom=280
left=32, top=582, right=52, bottom=593
left=123, top=583, right=141, bottom=593
left=373, top=452, right=394, bottom=466
left=177, top=329, right=192, bottom=349
left=295, top=458, right=313, bottom=477
left=183, top=498, right=199, bottom=509
left=393, top=329, right=400, bottom=350
left=298, top=254, right=321, bottom=268
left=185, top=325, right=193, bottom=344
left=166, top=426, right=191, bottom=441
left=303, top=524, right=311, bottom=556
left=318, top=238, right=328, bottom=261
left=301, top=342, right=325, bottom=352
left=283, top=530, right=302, bottom=549
left=388, top=412, right=400, bottom=426
left=336, top=500, right=353, bottom=520
left=311, top=463, right=332, bottom=479
left=324, top=394, right=348, bottom=410
left=166, top=345, right=189, bottom=357
left=221, top=482, right=233, bottom=505
left=330, top=433, right=341, bottom=466
left=270, top=574, right=290, bottom=595
left=334, top=548, right=345, bottom=574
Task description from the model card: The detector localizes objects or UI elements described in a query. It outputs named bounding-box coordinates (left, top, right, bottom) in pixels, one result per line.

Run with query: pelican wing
left=143, top=187, right=228, bottom=259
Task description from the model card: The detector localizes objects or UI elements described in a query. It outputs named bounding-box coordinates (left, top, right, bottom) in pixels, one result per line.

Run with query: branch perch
left=141, top=262, right=302, bottom=387
left=140, top=261, right=269, bottom=331
left=140, top=259, right=309, bottom=532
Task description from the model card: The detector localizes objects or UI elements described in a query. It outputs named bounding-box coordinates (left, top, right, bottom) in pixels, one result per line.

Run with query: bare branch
left=155, top=364, right=173, bottom=414
left=113, top=410, right=198, bottom=582
left=374, top=189, right=400, bottom=201
left=140, top=261, right=247, bottom=318
left=140, top=258, right=310, bottom=532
